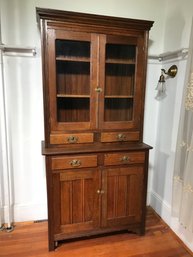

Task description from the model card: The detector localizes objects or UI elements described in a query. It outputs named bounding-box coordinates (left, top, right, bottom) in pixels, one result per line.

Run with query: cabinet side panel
left=107, top=176, right=116, bottom=219
left=61, top=181, right=72, bottom=225
left=84, top=178, right=94, bottom=222
left=128, top=171, right=143, bottom=220
left=116, top=175, right=128, bottom=217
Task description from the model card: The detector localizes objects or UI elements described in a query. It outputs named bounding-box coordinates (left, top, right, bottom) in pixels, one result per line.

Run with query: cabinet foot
left=49, top=241, right=56, bottom=251
left=128, top=227, right=145, bottom=236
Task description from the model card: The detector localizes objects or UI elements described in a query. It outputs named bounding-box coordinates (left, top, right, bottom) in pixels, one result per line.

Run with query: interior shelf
left=105, top=95, right=134, bottom=98
left=106, top=59, right=135, bottom=64
left=56, top=56, right=90, bottom=62
left=57, top=94, right=90, bottom=98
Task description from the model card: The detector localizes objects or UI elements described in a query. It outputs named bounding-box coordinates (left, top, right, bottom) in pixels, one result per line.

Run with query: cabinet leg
left=128, top=226, right=145, bottom=236
left=48, top=240, right=56, bottom=251
left=139, top=226, right=145, bottom=235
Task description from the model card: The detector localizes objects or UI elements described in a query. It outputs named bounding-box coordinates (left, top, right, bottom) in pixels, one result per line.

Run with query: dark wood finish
left=1, top=208, right=193, bottom=257
left=101, top=131, right=140, bottom=142
left=42, top=141, right=152, bottom=155
left=101, top=166, right=143, bottom=227
left=50, top=132, right=94, bottom=145
left=104, top=151, right=145, bottom=166
left=37, top=8, right=153, bottom=251
left=53, top=168, right=100, bottom=236
left=51, top=154, right=97, bottom=170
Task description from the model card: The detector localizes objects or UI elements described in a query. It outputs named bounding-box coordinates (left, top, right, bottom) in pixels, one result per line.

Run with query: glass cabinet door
left=99, top=35, right=144, bottom=130
left=47, top=30, right=97, bottom=132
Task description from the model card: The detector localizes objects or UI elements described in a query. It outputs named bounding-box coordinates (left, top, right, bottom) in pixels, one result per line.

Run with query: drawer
left=50, top=133, right=94, bottom=145
left=101, top=131, right=139, bottom=143
left=104, top=152, right=145, bottom=166
left=51, top=155, right=97, bottom=170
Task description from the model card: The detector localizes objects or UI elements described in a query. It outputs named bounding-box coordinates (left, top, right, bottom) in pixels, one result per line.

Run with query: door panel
left=102, top=166, right=144, bottom=227
left=47, top=29, right=98, bottom=133
left=53, top=168, right=100, bottom=235
left=98, top=34, right=144, bottom=131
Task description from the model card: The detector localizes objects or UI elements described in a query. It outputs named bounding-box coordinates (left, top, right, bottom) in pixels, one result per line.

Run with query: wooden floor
left=0, top=208, right=192, bottom=257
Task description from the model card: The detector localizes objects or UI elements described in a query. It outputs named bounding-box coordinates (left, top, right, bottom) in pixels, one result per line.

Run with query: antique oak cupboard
left=36, top=8, right=153, bottom=251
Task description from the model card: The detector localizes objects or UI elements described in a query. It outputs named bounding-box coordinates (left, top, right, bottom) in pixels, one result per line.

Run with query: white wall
left=148, top=0, right=193, bottom=251
left=0, top=0, right=193, bottom=251
left=163, top=0, right=193, bottom=52
left=1, top=0, right=166, bottom=54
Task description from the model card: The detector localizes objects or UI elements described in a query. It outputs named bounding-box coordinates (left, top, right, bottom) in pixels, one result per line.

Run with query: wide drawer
left=101, top=131, right=139, bottom=143
left=50, top=133, right=94, bottom=145
left=51, top=155, right=97, bottom=170
left=104, top=152, right=145, bottom=166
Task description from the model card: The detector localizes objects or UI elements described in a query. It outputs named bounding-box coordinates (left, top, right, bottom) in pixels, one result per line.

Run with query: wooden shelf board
left=56, top=56, right=90, bottom=62
left=57, top=94, right=90, bottom=98
left=106, top=59, right=135, bottom=64
left=105, top=95, right=134, bottom=98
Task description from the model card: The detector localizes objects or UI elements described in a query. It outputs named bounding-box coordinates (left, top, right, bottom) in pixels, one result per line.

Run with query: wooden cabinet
left=37, top=8, right=153, bottom=251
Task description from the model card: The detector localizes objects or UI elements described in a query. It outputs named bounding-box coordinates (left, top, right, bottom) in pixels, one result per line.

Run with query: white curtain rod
left=0, top=45, right=36, bottom=57
left=149, top=48, right=189, bottom=61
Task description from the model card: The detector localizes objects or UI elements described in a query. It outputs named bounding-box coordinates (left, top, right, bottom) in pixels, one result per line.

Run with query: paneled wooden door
left=98, top=34, right=145, bottom=131
left=101, top=166, right=144, bottom=228
left=47, top=29, right=99, bottom=133
left=52, top=168, right=100, bottom=236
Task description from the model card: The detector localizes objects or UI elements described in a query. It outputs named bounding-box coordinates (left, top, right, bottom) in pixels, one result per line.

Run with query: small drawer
left=104, top=152, right=145, bottom=166
left=50, top=133, right=94, bottom=145
left=101, top=131, right=139, bottom=143
left=51, top=155, right=97, bottom=170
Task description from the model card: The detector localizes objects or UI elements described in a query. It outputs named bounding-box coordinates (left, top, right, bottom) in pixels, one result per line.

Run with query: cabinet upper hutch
left=37, top=8, right=153, bottom=251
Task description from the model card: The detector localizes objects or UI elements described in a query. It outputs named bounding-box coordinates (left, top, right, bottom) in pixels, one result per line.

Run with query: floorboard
left=0, top=208, right=192, bottom=257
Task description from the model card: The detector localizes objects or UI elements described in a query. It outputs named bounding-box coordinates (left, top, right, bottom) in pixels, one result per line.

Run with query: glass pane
left=105, top=63, right=135, bottom=96
left=55, top=39, right=90, bottom=123
left=57, top=98, right=90, bottom=122
left=104, top=42, right=136, bottom=122
left=56, top=40, right=90, bottom=58
left=56, top=61, right=90, bottom=95
left=104, top=98, right=133, bottom=121
left=106, top=44, right=136, bottom=61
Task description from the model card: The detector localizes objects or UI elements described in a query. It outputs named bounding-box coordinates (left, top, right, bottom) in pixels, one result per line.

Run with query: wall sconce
left=155, top=65, right=178, bottom=100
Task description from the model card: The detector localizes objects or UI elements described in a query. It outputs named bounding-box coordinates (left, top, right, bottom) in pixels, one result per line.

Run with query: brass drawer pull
left=67, top=135, right=78, bottom=144
left=121, top=156, right=130, bottom=162
left=117, top=133, right=126, bottom=141
left=70, top=159, right=81, bottom=167
left=95, top=87, right=102, bottom=93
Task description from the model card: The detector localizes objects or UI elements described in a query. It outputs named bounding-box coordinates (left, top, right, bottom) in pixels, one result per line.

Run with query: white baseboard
left=149, top=190, right=193, bottom=253
left=150, top=190, right=172, bottom=226
left=2, top=203, right=47, bottom=223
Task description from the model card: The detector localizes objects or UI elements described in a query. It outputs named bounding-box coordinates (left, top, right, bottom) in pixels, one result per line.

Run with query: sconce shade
left=155, top=64, right=178, bottom=100
left=155, top=81, right=167, bottom=100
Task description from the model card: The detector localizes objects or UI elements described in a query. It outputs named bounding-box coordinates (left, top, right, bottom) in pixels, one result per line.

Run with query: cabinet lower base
left=49, top=223, right=145, bottom=251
